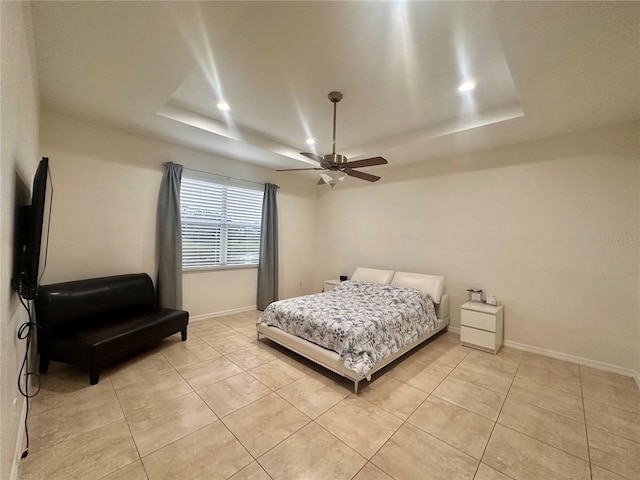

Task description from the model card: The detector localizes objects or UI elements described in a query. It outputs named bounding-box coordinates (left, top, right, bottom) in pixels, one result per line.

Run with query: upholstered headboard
left=351, top=267, right=394, bottom=285
left=391, top=271, right=445, bottom=304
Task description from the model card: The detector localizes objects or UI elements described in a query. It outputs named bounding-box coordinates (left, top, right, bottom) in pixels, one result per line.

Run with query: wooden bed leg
left=354, top=380, right=359, bottom=395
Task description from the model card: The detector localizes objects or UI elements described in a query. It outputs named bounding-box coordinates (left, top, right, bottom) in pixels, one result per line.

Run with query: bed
left=256, top=268, right=450, bottom=393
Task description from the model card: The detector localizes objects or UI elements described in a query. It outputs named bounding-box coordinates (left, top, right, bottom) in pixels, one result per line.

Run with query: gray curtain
left=257, top=183, right=278, bottom=310
left=157, top=162, right=183, bottom=309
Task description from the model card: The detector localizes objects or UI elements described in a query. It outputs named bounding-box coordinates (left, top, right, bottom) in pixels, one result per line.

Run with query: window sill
left=182, top=265, right=259, bottom=273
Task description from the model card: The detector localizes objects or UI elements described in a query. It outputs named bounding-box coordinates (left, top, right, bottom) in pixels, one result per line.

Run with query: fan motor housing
left=323, top=153, right=347, bottom=165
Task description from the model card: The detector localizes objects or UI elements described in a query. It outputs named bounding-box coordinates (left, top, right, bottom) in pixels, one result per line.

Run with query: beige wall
left=0, top=2, right=40, bottom=479
left=315, top=122, right=640, bottom=373
left=40, top=111, right=318, bottom=317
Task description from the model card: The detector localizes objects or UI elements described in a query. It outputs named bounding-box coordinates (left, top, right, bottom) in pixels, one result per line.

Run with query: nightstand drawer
left=461, top=326, right=496, bottom=350
left=461, top=309, right=496, bottom=332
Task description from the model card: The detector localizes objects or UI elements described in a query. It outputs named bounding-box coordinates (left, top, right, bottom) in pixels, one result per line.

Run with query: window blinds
left=180, top=177, right=263, bottom=269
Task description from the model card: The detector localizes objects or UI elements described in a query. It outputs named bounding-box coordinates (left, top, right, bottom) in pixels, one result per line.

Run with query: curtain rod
left=177, top=165, right=278, bottom=188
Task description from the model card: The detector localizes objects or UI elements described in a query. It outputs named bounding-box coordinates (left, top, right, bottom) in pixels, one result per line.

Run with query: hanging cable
left=16, top=296, right=41, bottom=459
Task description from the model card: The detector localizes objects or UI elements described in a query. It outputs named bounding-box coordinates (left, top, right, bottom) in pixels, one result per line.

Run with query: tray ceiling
left=32, top=1, right=639, bottom=172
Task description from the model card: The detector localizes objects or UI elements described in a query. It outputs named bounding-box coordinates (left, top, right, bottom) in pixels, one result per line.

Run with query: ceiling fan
left=278, top=91, right=388, bottom=186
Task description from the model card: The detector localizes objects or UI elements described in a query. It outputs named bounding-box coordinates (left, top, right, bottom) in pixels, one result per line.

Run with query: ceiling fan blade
left=300, top=152, right=324, bottom=162
left=345, top=169, right=381, bottom=182
left=344, top=156, right=388, bottom=169
left=276, top=167, right=324, bottom=171
left=300, top=152, right=331, bottom=168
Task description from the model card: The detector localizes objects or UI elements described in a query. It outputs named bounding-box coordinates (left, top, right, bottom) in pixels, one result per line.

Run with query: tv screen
left=11, top=157, right=51, bottom=300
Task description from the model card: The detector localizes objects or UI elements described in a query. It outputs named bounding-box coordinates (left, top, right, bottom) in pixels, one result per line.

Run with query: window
left=180, top=176, right=263, bottom=269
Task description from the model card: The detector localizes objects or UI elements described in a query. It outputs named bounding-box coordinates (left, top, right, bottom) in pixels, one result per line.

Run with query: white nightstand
left=323, top=279, right=340, bottom=292
left=460, top=302, right=504, bottom=354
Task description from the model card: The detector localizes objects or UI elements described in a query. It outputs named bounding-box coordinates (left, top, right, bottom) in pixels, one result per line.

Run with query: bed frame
left=256, top=268, right=450, bottom=394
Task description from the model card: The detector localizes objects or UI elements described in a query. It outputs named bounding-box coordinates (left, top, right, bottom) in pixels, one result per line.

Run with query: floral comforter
left=258, top=280, right=438, bottom=378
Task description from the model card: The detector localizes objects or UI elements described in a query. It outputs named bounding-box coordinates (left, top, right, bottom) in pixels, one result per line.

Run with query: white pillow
left=351, top=267, right=394, bottom=285
left=391, top=272, right=444, bottom=304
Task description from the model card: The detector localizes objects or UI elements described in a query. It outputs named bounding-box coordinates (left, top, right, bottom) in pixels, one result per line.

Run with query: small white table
left=460, top=302, right=504, bottom=354
left=323, top=279, right=340, bottom=292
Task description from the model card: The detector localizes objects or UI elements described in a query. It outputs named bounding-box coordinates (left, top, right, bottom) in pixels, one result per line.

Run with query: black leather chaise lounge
left=35, top=273, right=189, bottom=385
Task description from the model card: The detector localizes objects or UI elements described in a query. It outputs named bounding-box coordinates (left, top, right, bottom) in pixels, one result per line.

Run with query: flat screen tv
left=11, top=157, right=51, bottom=300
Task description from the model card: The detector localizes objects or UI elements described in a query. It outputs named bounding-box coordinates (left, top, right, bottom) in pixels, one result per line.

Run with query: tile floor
left=19, top=311, right=640, bottom=480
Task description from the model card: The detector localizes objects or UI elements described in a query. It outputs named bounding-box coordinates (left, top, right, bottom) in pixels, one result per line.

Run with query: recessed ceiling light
left=458, top=80, right=477, bottom=92
left=216, top=100, right=230, bottom=111
left=305, top=137, right=316, bottom=145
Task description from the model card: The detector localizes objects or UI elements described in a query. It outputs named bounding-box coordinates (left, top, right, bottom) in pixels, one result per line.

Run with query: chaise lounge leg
left=181, top=328, right=187, bottom=341
left=89, top=368, right=99, bottom=385
left=38, top=355, right=49, bottom=374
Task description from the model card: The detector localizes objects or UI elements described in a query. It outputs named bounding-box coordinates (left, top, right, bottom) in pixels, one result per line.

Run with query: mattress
left=258, top=280, right=438, bottom=378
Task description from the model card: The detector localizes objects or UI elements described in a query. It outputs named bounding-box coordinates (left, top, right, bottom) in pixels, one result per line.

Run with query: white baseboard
left=446, top=325, right=639, bottom=388
left=10, top=397, right=27, bottom=480
left=189, top=305, right=257, bottom=323
left=503, top=338, right=640, bottom=387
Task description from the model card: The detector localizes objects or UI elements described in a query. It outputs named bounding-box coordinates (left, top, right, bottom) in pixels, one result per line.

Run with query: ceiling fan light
left=327, top=171, right=347, bottom=182
left=319, top=171, right=347, bottom=187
